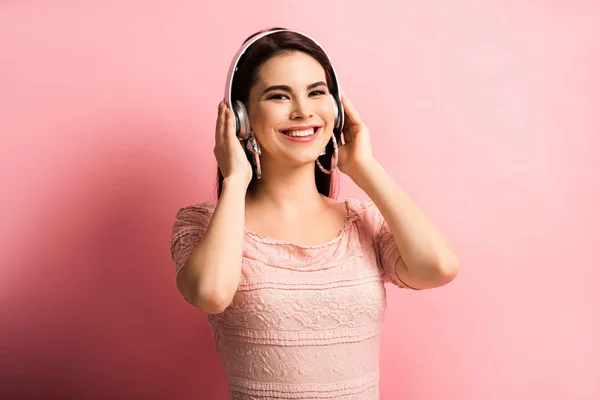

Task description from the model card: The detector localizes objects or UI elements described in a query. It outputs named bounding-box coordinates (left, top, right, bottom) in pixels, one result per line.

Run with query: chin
left=295, top=154, right=322, bottom=166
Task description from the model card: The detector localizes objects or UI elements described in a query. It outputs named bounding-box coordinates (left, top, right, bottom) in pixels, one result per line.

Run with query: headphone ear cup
left=233, top=100, right=251, bottom=140
left=330, top=94, right=344, bottom=132
left=330, top=94, right=340, bottom=129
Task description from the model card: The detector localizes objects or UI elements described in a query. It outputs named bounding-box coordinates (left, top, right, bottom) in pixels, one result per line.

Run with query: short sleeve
left=362, top=200, right=414, bottom=289
left=170, top=202, right=215, bottom=276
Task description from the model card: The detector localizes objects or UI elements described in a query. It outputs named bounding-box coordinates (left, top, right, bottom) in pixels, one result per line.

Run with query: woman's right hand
left=214, top=101, right=253, bottom=187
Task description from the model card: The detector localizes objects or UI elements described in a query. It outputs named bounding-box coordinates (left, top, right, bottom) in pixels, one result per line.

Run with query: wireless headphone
left=223, top=29, right=345, bottom=141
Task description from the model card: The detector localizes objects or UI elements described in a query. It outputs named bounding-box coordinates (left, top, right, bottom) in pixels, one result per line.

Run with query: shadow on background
left=1, top=118, right=226, bottom=399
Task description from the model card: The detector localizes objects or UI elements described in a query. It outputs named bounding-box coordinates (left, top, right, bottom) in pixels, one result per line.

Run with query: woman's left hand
left=336, top=91, right=376, bottom=177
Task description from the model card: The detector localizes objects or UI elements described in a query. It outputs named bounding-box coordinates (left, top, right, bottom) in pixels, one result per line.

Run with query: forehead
left=255, top=51, right=326, bottom=86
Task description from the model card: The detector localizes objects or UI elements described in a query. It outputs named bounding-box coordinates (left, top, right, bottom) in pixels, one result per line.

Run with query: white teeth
left=283, top=128, right=315, bottom=137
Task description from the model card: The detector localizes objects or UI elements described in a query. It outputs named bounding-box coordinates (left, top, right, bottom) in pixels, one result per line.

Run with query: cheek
left=250, top=103, right=286, bottom=129
left=316, top=99, right=335, bottom=122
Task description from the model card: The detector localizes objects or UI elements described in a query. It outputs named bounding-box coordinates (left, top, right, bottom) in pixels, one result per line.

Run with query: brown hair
left=216, top=27, right=340, bottom=199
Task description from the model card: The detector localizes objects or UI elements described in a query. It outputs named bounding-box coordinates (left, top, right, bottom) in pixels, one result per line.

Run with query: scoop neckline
left=243, top=198, right=354, bottom=249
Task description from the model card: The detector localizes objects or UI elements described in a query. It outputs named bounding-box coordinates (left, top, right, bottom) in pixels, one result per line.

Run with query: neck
left=246, top=159, right=331, bottom=214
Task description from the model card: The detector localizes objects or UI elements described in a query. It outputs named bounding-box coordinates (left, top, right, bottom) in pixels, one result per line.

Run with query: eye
left=309, top=90, right=327, bottom=97
left=268, top=93, right=289, bottom=100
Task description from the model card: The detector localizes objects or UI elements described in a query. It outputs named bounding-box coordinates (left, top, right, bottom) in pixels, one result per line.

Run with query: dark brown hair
left=216, top=27, right=340, bottom=199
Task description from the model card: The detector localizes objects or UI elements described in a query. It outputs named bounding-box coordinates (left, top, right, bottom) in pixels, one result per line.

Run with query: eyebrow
left=262, top=81, right=328, bottom=95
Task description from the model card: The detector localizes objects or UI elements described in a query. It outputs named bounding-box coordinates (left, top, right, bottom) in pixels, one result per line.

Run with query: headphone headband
left=223, top=29, right=344, bottom=138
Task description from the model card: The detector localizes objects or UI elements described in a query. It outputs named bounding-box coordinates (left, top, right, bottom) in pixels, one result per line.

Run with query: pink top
left=170, top=198, right=414, bottom=399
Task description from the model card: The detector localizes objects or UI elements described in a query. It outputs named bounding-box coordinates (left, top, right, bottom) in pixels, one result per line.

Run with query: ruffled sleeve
left=170, top=202, right=215, bottom=276
left=361, top=199, right=414, bottom=289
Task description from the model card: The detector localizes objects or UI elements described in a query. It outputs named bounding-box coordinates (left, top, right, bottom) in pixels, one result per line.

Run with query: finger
left=225, top=108, right=236, bottom=141
left=215, top=101, right=226, bottom=144
left=215, top=101, right=223, bottom=139
left=340, top=90, right=363, bottom=125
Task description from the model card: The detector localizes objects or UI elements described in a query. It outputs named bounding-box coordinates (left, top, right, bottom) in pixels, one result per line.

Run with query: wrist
left=347, top=158, right=382, bottom=185
left=222, top=174, right=250, bottom=191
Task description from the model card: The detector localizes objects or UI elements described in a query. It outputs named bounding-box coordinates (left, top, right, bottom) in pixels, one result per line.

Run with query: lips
left=280, top=125, right=321, bottom=137
left=281, top=128, right=317, bottom=137
left=279, top=126, right=323, bottom=142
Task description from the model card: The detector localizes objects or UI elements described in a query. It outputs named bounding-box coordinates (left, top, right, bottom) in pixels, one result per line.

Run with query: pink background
left=1, top=1, right=599, bottom=399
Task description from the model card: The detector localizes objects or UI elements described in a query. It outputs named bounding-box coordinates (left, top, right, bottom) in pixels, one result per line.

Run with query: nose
left=289, top=98, right=313, bottom=120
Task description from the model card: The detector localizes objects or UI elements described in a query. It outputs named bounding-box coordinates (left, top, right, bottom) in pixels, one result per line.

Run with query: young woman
left=171, top=28, right=459, bottom=400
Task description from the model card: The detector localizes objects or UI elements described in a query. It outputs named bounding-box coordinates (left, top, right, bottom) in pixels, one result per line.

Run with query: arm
left=175, top=102, right=253, bottom=313
left=338, top=91, right=459, bottom=290
left=176, top=176, right=247, bottom=313
left=349, top=160, right=459, bottom=289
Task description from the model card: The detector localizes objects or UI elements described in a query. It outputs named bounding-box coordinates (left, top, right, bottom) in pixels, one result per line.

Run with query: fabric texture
left=170, top=198, right=413, bottom=399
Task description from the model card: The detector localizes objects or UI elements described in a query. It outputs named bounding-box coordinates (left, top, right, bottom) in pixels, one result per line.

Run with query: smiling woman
left=245, top=51, right=339, bottom=173
left=170, top=27, right=459, bottom=400
left=223, top=28, right=344, bottom=195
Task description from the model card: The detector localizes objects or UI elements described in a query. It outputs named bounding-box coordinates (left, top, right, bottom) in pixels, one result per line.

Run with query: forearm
left=349, top=160, right=459, bottom=286
left=178, top=176, right=246, bottom=312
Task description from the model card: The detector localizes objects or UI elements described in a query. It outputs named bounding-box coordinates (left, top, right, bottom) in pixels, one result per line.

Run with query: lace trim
left=228, top=370, right=379, bottom=399
left=240, top=248, right=368, bottom=272
left=230, top=387, right=379, bottom=400
left=238, top=269, right=384, bottom=291
left=217, top=324, right=381, bottom=346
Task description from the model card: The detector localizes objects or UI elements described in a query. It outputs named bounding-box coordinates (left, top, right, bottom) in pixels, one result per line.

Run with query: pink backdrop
left=1, top=1, right=599, bottom=399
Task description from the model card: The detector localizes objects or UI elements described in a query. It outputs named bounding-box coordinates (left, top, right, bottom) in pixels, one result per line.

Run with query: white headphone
left=223, top=29, right=345, bottom=140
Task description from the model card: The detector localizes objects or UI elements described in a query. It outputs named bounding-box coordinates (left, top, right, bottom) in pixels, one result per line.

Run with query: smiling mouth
left=281, top=127, right=319, bottom=137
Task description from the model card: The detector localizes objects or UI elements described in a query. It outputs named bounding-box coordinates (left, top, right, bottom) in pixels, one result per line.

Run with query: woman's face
left=246, top=51, right=335, bottom=167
